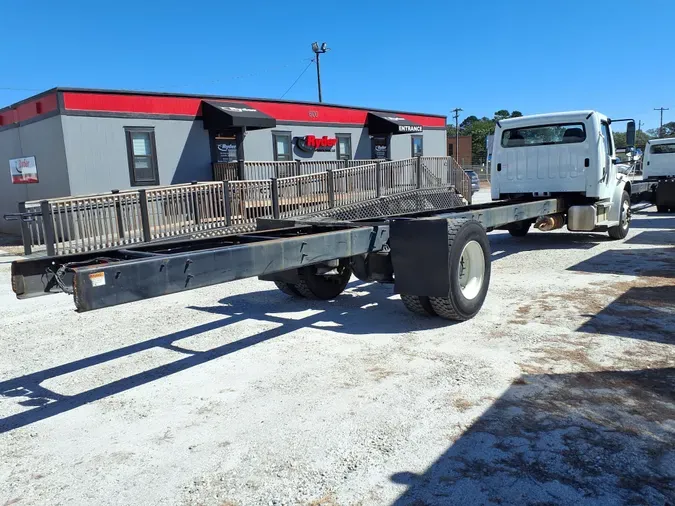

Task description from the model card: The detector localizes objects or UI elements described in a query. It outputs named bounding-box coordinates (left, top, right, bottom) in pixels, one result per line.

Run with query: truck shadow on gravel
left=628, top=214, right=675, bottom=230
left=575, top=284, right=675, bottom=344
left=0, top=281, right=447, bottom=434
left=390, top=367, right=675, bottom=506
left=489, top=232, right=604, bottom=262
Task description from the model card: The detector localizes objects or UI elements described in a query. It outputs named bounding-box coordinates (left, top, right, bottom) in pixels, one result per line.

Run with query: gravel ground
left=1, top=190, right=673, bottom=506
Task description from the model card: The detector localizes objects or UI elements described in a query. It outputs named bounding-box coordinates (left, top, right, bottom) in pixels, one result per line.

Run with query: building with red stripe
left=0, top=88, right=447, bottom=234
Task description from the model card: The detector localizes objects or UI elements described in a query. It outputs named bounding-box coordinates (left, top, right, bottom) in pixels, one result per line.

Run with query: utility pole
left=654, top=107, right=669, bottom=137
left=451, top=108, right=463, bottom=163
left=311, top=42, right=329, bottom=103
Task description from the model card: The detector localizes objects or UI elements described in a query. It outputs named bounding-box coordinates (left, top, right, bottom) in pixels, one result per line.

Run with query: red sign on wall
left=295, top=135, right=337, bottom=153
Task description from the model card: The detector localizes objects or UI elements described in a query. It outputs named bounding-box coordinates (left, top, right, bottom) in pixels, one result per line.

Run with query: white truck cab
left=490, top=110, right=635, bottom=239
left=643, top=138, right=675, bottom=179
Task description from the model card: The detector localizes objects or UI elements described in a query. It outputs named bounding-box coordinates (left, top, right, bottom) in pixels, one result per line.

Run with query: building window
left=125, top=127, right=159, bottom=186
left=411, top=135, right=423, bottom=157
left=336, top=134, right=352, bottom=161
left=273, top=131, right=292, bottom=161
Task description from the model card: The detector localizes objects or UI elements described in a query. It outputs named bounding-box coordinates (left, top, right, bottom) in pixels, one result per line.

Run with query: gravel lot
left=1, top=190, right=673, bottom=506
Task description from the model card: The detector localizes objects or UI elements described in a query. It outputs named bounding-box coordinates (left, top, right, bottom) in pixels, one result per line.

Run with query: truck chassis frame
left=12, top=198, right=566, bottom=319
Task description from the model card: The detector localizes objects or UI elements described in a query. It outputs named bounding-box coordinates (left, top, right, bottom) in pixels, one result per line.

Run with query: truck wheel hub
left=458, top=240, right=485, bottom=300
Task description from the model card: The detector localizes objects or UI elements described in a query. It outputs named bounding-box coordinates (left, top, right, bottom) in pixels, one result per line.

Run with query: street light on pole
left=311, top=42, right=329, bottom=103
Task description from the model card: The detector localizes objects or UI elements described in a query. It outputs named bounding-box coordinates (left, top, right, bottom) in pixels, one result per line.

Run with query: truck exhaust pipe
left=535, top=214, right=565, bottom=231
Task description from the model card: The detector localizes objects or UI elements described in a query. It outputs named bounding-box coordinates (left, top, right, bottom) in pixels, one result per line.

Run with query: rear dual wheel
left=400, top=219, right=491, bottom=322
left=274, top=259, right=351, bottom=300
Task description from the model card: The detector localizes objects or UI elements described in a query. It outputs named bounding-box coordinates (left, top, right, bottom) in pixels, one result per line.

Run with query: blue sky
left=1, top=0, right=672, bottom=130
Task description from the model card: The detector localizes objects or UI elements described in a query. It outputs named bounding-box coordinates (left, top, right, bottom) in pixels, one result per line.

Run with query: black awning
left=201, top=101, right=276, bottom=131
left=367, top=111, right=423, bottom=135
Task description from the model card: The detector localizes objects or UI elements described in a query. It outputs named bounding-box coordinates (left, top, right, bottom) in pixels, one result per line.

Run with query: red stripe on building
left=62, top=92, right=203, bottom=117
left=0, top=93, right=58, bottom=126
left=61, top=91, right=446, bottom=127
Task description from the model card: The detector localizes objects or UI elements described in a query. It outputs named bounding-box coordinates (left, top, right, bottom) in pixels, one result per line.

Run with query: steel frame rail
left=11, top=198, right=564, bottom=312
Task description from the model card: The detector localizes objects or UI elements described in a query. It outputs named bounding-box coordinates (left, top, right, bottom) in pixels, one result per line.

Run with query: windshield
left=501, top=123, right=586, bottom=148
left=650, top=143, right=675, bottom=154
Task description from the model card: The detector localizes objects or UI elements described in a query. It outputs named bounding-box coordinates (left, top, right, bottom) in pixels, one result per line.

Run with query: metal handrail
left=9, top=157, right=468, bottom=256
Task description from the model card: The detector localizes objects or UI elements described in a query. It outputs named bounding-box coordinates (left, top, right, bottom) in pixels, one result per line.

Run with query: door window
left=336, top=134, right=352, bottom=160
left=411, top=135, right=423, bottom=157
left=273, top=132, right=292, bottom=161
left=600, top=122, right=613, bottom=157
left=372, top=137, right=388, bottom=159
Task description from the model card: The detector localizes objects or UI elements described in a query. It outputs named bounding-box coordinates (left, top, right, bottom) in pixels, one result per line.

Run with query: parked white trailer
left=490, top=110, right=635, bottom=238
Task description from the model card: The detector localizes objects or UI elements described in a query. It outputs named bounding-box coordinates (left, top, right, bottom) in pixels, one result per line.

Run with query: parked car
left=464, top=169, right=481, bottom=194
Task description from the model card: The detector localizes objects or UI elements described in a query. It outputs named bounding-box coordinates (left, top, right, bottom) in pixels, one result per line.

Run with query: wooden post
left=375, top=162, right=382, bottom=198
left=111, top=190, right=125, bottom=239
left=416, top=156, right=422, bottom=189
left=138, top=189, right=152, bottom=242
left=327, top=169, right=335, bottom=208
left=271, top=178, right=280, bottom=219
left=40, top=201, right=57, bottom=256
left=223, top=181, right=232, bottom=227
left=17, top=202, right=32, bottom=255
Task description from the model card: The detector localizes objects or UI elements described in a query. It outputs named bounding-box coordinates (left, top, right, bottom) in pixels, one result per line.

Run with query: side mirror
left=626, top=121, right=636, bottom=147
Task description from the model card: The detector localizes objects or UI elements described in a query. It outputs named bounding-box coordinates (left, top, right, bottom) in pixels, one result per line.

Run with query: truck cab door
left=600, top=121, right=614, bottom=189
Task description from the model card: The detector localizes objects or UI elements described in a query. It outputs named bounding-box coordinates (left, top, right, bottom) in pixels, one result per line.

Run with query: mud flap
left=656, top=181, right=675, bottom=208
left=389, top=218, right=452, bottom=297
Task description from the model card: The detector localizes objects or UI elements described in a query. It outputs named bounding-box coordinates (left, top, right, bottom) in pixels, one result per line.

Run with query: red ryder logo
left=296, top=135, right=337, bottom=152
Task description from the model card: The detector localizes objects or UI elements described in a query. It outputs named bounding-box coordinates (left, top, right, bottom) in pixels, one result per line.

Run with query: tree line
left=447, top=110, right=523, bottom=162
left=448, top=111, right=675, bottom=160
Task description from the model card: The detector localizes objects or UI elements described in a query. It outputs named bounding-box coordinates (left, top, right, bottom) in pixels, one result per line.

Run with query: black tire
left=274, top=281, right=304, bottom=297
left=400, top=294, right=437, bottom=316
left=428, top=219, right=491, bottom=321
left=656, top=205, right=669, bottom=213
left=507, top=220, right=531, bottom=237
left=294, top=259, right=351, bottom=300
left=608, top=191, right=631, bottom=240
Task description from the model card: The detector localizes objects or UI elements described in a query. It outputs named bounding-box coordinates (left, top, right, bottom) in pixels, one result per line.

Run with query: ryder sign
left=9, top=156, right=39, bottom=184
left=296, top=135, right=337, bottom=153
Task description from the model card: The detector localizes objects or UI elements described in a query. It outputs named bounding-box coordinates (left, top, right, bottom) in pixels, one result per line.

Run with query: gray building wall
left=0, top=116, right=70, bottom=235
left=389, top=129, right=447, bottom=160
left=61, top=115, right=212, bottom=195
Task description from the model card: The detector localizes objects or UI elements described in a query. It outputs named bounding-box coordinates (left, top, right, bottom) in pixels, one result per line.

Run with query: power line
left=280, top=59, right=314, bottom=99
left=0, top=87, right=43, bottom=92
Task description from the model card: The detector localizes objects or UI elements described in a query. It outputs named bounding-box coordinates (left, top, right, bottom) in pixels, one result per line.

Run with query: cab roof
left=498, top=110, right=604, bottom=128
left=646, top=137, right=675, bottom=145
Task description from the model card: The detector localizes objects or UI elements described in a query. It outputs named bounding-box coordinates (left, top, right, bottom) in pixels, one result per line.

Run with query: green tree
left=448, top=110, right=524, bottom=162
left=647, top=121, right=675, bottom=138
left=613, top=130, right=652, bottom=150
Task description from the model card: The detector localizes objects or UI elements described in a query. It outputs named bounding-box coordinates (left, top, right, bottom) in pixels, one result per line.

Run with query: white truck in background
left=641, top=138, right=675, bottom=212
left=490, top=110, right=636, bottom=239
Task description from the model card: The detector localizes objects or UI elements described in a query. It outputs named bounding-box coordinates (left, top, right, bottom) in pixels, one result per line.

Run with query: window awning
left=367, top=111, right=423, bottom=135
left=201, top=101, right=276, bottom=131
